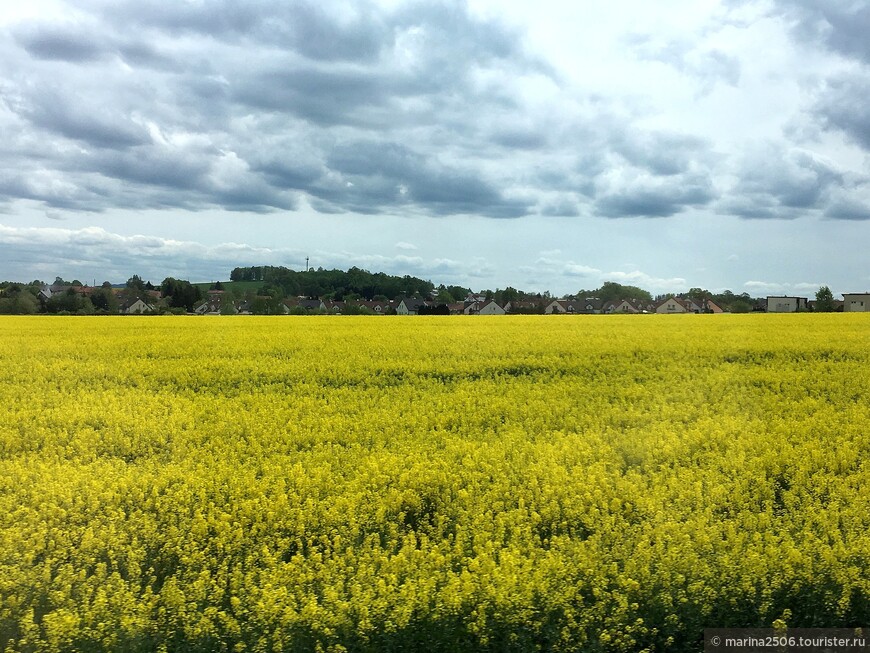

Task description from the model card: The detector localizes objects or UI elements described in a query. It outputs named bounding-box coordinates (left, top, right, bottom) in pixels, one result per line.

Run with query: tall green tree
left=126, top=275, right=147, bottom=292
left=494, top=287, right=519, bottom=305
left=0, top=284, right=39, bottom=314
left=685, top=287, right=710, bottom=300
left=161, top=278, right=202, bottom=312
left=434, top=286, right=455, bottom=304
left=815, top=286, right=836, bottom=312
left=90, top=287, right=120, bottom=313
left=597, top=281, right=652, bottom=303
left=45, top=289, right=93, bottom=314
left=729, top=300, right=753, bottom=313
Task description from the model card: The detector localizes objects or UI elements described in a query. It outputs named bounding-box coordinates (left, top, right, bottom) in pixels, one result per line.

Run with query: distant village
left=175, top=291, right=870, bottom=315
left=3, top=275, right=868, bottom=315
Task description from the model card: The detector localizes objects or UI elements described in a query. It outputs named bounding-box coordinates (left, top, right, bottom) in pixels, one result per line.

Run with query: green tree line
left=230, top=266, right=436, bottom=301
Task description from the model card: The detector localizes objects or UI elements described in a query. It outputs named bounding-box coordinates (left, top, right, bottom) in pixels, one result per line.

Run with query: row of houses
left=545, top=294, right=869, bottom=315
left=150, top=290, right=870, bottom=316
left=392, top=295, right=726, bottom=315
left=765, top=294, right=870, bottom=313
left=39, top=284, right=870, bottom=315
left=544, top=296, right=725, bottom=314
left=370, top=293, right=870, bottom=315
left=39, top=284, right=159, bottom=314
left=194, top=294, right=398, bottom=315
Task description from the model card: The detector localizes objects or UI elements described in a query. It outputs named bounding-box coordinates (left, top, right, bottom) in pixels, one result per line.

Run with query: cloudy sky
left=1, top=0, right=869, bottom=296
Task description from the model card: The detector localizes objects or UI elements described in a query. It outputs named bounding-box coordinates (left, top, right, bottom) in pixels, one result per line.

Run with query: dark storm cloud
left=539, top=198, right=580, bottom=217
left=720, top=146, right=849, bottom=219
left=264, top=2, right=389, bottom=62
left=254, top=160, right=324, bottom=191
left=754, top=149, right=841, bottom=208
left=813, top=72, right=870, bottom=150
left=232, top=67, right=394, bottom=127
left=0, top=170, right=110, bottom=213
left=391, top=1, right=530, bottom=67
left=411, top=173, right=528, bottom=218
left=91, top=0, right=390, bottom=61
left=94, top=0, right=525, bottom=66
left=14, top=25, right=108, bottom=62
left=327, top=141, right=422, bottom=179
left=490, top=128, right=549, bottom=150
left=613, top=131, right=712, bottom=176
left=116, top=41, right=185, bottom=72
left=2, top=0, right=553, bottom=217
left=212, top=183, right=298, bottom=213
left=824, top=198, right=870, bottom=221
left=708, top=1, right=870, bottom=221
left=745, top=1, right=870, bottom=153
left=307, top=199, right=345, bottom=215
left=323, top=140, right=530, bottom=218
left=595, top=172, right=717, bottom=218
left=0, top=174, right=43, bottom=204
left=8, top=0, right=862, bottom=224
left=718, top=197, right=780, bottom=220
left=14, top=22, right=182, bottom=72
left=226, top=1, right=539, bottom=128
left=90, top=147, right=211, bottom=190
left=572, top=126, right=720, bottom=218
left=92, top=0, right=263, bottom=41
left=13, top=86, right=151, bottom=149
left=762, top=0, right=870, bottom=63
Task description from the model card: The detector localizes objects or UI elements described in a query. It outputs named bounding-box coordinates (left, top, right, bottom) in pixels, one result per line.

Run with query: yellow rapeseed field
left=1, top=315, right=869, bottom=652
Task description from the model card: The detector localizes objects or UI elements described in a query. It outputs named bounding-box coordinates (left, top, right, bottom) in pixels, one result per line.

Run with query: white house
left=544, top=300, right=570, bottom=314
left=766, top=296, right=807, bottom=313
left=297, top=299, right=326, bottom=313
left=704, top=299, right=725, bottom=313
left=396, top=298, right=427, bottom=315
left=478, top=300, right=506, bottom=315
left=573, top=298, right=603, bottom=314
left=355, top=300, right=388, bottom=314
left=842, top=293, right=870, bottom=312
left=655, top=297, right=688, bottom=314
left=121, top=298, right=153, bottom=314
left=604, top=299, right=647, bottom=314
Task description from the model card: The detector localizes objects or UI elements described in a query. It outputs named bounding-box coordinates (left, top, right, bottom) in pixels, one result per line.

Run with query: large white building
left=766, top=296, right=807, bottom=313
left=842, top=293, right=870, bottom=312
